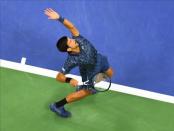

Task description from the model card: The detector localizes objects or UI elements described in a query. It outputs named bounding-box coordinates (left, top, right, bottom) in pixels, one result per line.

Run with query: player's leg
left=104, top=67, right=114, bottom=78
left=49, top=89, right=92, bottom=118
left=66, top=89, right=92, bottom=103
left=98, top=54, right=114, bottom=78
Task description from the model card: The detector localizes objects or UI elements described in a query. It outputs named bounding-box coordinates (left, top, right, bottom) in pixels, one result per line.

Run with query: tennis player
left=44, top=8, right=113, bottom=118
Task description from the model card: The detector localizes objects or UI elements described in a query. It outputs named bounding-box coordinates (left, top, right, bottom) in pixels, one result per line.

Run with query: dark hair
left=56, top=36, right=68, bottom=52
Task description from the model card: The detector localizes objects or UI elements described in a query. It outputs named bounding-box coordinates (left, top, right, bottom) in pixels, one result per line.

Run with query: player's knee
left=79, top=90, right=91, bottom=96
left=105, top=67, right=114, bottom=77
left=71, top=90, right=90, bottom=100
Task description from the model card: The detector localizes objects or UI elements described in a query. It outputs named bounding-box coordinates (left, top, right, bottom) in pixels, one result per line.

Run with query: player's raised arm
left=44, top=8, right=79, bottom=37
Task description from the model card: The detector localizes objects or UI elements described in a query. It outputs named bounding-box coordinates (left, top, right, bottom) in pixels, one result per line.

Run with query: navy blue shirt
left=60, top=35, right=98, bottom=82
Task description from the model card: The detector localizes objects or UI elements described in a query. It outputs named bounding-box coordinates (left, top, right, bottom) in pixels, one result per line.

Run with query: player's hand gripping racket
left=91, top=73, right=111, bottom=92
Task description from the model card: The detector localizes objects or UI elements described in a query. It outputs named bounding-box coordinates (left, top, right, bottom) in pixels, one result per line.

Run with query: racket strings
left=94, top=73, right=108, bottom=83
left=92, top=73, right=111, bottom=92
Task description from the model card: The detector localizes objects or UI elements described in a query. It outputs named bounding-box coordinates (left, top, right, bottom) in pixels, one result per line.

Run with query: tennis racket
left=91, top=73, right=111, bottom=92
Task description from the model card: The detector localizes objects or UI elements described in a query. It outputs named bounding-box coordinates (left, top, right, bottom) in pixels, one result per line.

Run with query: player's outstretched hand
left=44, top=8, right=60, bottom=20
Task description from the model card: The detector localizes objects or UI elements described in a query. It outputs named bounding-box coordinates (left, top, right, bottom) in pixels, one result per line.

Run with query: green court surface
left=0, top=67, right=174, bottom=131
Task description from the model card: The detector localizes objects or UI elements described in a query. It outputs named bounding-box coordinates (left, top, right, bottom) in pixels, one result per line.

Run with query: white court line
left=0, top=58, right=174, bottom=104
left=20, top=57, right=26, bottom=65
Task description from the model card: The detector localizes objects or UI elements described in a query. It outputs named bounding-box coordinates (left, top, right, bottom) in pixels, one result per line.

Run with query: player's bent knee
left=105, top=67, right=114, bottom=77
left=79, top=89, right=91, bottom=96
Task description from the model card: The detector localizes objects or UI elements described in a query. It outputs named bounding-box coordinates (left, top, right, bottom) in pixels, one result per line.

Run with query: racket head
left=92, top=73, right=111, bottom=92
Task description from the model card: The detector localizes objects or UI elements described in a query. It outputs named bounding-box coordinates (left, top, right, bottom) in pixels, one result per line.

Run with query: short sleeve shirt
left=60, top=35, right=97, bottom=81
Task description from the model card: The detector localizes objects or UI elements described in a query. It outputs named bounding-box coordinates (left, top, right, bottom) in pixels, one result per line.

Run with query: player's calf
left=66, top=89, right=92, bottom=103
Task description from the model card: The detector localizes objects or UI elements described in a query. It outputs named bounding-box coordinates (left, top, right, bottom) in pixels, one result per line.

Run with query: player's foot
left=49, top=104, right=71, bottom=118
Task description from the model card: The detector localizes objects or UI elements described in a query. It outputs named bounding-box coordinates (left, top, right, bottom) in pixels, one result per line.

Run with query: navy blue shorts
left=81, top=53, right=110, bottom=82
left=78, top=54, right=110, bottom=94
left=89, top=53, right=110, bottom=79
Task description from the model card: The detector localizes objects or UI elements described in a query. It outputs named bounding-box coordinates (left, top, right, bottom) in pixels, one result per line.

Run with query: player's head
left=56, top=36, right=68, bottom=52
left=57, top=36, right=78, bottom=53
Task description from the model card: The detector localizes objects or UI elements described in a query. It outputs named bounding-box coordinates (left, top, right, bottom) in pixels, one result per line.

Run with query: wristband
left=65, top=77, right=72, bottom=83
left=58, top=16, right=65, bottom=23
